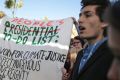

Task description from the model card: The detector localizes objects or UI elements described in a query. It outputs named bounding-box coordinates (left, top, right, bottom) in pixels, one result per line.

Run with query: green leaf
left=5, top=0, right=14, bottom=9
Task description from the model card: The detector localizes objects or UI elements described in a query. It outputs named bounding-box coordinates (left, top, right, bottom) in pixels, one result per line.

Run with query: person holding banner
left=63, top=36, right=85, bottom=80
left=62, top=0, right=113, bottom=80
left=68, top=36, right=85, bottom=69
left=104, top=1, right=120, bottom=80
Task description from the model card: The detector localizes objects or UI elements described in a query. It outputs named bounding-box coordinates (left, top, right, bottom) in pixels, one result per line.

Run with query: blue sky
left=0, top=0, right=81, bottom=20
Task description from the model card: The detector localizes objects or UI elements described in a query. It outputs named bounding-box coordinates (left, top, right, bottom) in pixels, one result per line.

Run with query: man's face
left=107, top=27, right=120, bottom=80
left=72, top=39, right=82, bottom=49
left=78, top=5, right=104, bottom=39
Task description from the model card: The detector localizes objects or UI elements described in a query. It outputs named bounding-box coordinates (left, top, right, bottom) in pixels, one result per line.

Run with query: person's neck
left=87, top=35, right=104, bottom=45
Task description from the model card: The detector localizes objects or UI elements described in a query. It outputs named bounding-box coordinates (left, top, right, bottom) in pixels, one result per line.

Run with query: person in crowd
left=104, top=0, right=120, bottom=80
left=62, top=0, right=113, bottom=80
left=63, top=36, right=85, bottom=80
left=70, top=36, right=85, bottom=54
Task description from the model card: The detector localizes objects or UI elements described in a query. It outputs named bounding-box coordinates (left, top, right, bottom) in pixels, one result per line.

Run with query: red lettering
left=17, top=18, right=24, bottom=24
left=46, top=21, right=53, bottom=26
left=39, top=21, right=45, bottom=27
left=59, top=20, right=64, bottom=25
left=11, top=18, right=19, bottom=22
left=24, top=19, right=32, bottom=25
left=33, top=21, right=40, bottom=26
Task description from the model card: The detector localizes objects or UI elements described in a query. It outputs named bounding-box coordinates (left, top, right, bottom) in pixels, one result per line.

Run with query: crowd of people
left=62, top=0, right=120, bottom=80
left=0, top=0, right=120, bottom=80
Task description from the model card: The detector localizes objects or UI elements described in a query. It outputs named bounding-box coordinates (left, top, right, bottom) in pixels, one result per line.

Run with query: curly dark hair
left=81, top=0, right=110, bottom=22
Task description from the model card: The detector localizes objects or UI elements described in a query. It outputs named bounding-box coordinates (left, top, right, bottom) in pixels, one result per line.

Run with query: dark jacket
left=69, top=41, right=113, bottom=80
